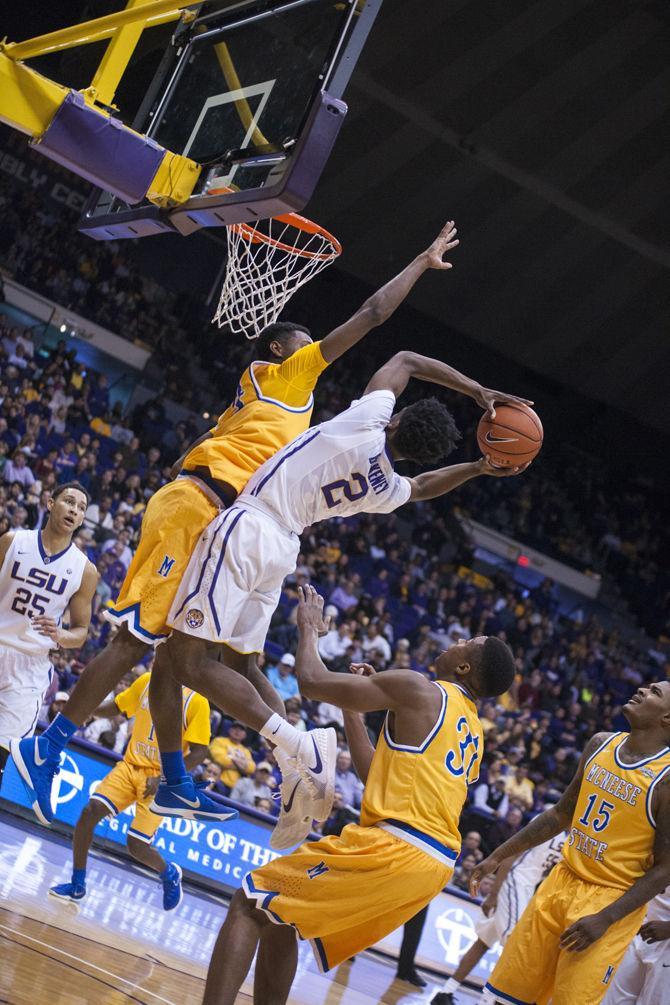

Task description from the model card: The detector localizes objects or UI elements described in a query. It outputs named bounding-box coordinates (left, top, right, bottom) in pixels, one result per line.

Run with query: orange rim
left=209, top=185, right=341, bottom=260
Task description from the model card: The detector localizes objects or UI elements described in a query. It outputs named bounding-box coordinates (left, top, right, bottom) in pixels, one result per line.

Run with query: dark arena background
left=0, top=2, right=668, bottom=1004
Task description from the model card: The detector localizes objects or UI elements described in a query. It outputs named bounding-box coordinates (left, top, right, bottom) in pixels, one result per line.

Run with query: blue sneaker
left=49, top=881, right=86, bottom=903
left=161, top=863, right=183, bottom=911
left=150, top=778, right=239, bottom=822
left=9, top=736, right=61, bottom=826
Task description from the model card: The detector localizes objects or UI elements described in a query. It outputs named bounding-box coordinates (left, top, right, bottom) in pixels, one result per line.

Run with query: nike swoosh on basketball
left=485, top=431, right=518, bottom=444
left=309, top=737, right=323, bottom=774
left=283, top=781, right=301, bottom=813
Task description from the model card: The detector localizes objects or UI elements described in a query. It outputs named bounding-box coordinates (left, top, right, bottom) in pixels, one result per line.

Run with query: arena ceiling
left=308, top=0, right=670, bottom=434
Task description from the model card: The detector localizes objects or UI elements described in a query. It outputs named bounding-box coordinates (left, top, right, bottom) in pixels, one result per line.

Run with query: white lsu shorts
left=601, top=931, right=670, bottom=1005
left=167, top=503, right=300, bottom=655
left=475, top=879, right=535, bottom=949
left=0, top=643, right=53, bottom=750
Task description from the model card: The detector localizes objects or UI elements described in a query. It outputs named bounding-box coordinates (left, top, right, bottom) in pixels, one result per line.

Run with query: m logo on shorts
left=185, top=609, right=204, bottom=629
left=602, top=965, right=614, bottom=985
left=158, top=555, right=176, bottom=578
left=307, top=861, right=329, bottom=880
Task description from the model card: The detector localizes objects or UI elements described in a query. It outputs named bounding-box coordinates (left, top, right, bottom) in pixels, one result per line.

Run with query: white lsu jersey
left=507, top=831, right=567, bottom=890
left=0, top=528, right=87, bottom=657
left=240, top=389, right=412, bottom=534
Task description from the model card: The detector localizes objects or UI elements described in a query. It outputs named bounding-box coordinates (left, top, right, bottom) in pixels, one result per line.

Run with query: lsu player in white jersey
left=432, top=828, right=568, bottom=1004
left=601, top=886, right=670, bottom=1005
left=146, top=347, right=530, bottom=846
left=1, top=482, right=97, bottom=797
left=200, top=585, right=516, bottom=1005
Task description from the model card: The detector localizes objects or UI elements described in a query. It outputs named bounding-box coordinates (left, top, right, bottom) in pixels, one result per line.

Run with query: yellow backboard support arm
left=0, top=53, right=69, bottom=138
left=89, top=0, right=150, bottom=108
left=3, top=0, right=193, bottom=61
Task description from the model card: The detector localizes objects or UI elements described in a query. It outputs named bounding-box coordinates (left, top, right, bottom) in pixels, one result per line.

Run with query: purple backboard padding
left=32, top=91, right=166, bottom=205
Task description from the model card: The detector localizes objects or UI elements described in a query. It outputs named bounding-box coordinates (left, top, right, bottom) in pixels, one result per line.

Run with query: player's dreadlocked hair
left=394, top=397, right=461, bottom=465
left=254, top=322, right=312, bottom=361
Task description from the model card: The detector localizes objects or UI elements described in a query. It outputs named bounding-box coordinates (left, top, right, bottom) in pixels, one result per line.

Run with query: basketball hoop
left=212, top=194, right=342, bottom=338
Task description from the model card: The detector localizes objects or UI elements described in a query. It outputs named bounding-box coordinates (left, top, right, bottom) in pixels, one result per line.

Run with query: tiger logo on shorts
left=185, top=609, right=204, bottom=629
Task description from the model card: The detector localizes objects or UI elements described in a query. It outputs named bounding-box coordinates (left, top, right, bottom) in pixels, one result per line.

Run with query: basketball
left=477, top=402, right=543, bottom=467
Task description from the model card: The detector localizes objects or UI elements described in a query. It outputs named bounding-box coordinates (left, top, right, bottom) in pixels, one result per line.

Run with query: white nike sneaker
left=270, top=752, right=314, bottom=851
left=294, top=727, right=336, bottom=821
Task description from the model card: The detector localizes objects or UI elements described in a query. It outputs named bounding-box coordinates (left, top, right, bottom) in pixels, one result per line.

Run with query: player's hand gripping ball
left=477, top=401, right=543, bottom=468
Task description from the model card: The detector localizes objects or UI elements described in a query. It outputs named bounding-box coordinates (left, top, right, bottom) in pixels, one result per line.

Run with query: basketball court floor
left=0, top=813, right=479, bottom=1005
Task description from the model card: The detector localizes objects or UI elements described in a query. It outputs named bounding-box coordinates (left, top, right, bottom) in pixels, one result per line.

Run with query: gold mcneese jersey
left=115, top=672, right=210, bottom=770
left=183, top=341, right=329, bottom=493
left=563, top=731, right=670, bottom=890
left=360, top=681, right=483, bottom=867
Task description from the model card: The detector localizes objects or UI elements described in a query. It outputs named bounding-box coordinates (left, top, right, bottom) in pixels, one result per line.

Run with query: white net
left=213, top=214, right=342, bottom=338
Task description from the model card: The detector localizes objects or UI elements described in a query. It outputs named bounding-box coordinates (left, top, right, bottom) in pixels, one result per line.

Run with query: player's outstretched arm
left=559, top=777, right=670, bottom=953
left=470, top=731, right=611, bottom=896
left=342, top=663, right=378, bottom=783
left=318, top=221, right=459, bottom=364
left=364, top=350, right=533, bottom=419
left=295, top=587, right=431, bottom=713
left=32, top=561, right=98, bottom=649
left=407, top=456, right=529, bottom=503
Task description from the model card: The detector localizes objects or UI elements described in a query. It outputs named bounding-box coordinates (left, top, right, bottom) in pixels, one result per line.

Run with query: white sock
left=442, top=978, right=459, bottom=994
left=260, top=714, right=302, bottom=757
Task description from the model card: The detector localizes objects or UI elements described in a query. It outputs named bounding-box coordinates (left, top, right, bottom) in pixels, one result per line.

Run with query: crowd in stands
left=1, top=151, right=668, bottom=636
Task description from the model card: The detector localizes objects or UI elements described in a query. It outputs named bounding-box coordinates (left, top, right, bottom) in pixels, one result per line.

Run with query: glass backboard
left=79, top=0, right=382, bottom=240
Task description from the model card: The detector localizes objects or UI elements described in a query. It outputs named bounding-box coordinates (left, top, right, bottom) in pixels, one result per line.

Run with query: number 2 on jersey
left=322, top=473, right=368, bottom=509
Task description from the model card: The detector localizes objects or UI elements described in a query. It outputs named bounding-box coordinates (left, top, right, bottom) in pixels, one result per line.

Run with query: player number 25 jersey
left=563, top=732, right=670, bottom=889
left=0, top=529, right=87, bottom=658
left=360, top=681, right=484, bottom=866
left=241, top=390, right=412, bottom=535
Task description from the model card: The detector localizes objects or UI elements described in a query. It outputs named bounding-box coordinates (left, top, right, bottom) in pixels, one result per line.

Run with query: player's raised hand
left=296, top=585, right=331, bottom=636
left=469, top=854, right=501, bottom=897
left=349, top=662, right=377, bottom=677
left=477, top=457, right=531, bottom=478
left=31, top=615, right=62, bottom=645
left=559, top=912, right=610, bottom=952
left=473, top=385, right=534, bottom=420
left=423, top=221, right=459, bottom=270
